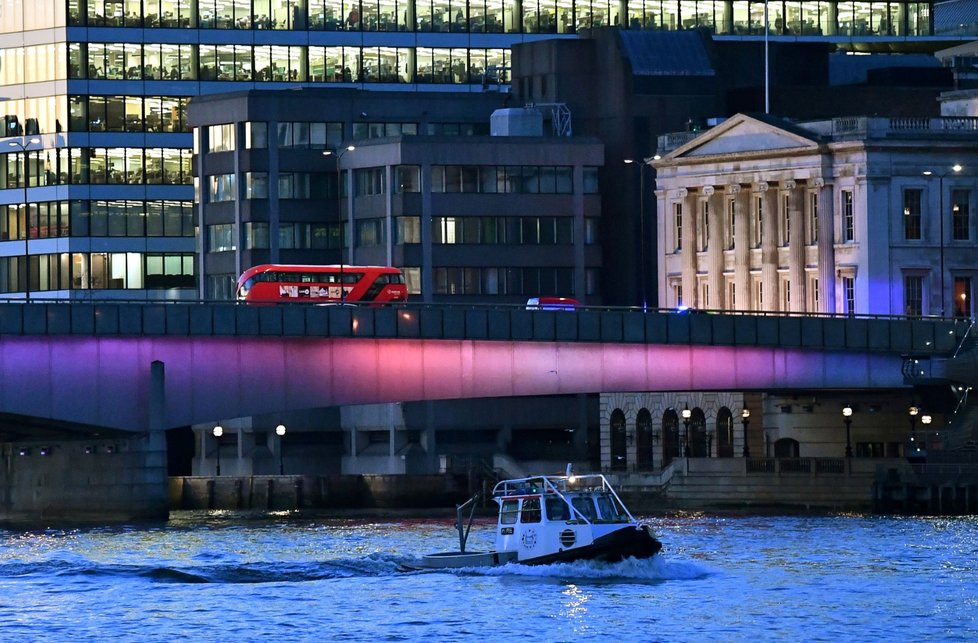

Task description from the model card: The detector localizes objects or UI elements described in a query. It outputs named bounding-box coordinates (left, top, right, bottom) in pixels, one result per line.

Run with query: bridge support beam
left=0, top=361, right=169, bottom=525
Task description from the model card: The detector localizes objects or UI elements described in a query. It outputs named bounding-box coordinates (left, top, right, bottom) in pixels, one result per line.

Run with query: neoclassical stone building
left=652, top=112, right=978, bottom=318
left=598, top=112, right=978, bottom=472
left=600, top=391, right=750, bottom=471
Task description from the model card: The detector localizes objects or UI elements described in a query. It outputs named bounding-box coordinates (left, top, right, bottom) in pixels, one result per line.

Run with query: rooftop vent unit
left=490, top=103, right=572, bottom=137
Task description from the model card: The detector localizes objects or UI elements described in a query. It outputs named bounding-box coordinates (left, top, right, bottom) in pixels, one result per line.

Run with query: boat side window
left=595, top=494, right=626, bottom=522
left=571, top=497, right=596, bottom=522
left=500, top=499, right=519, bottom=525
left=520, top=498, right=542, bottom=523
left=545, top=496, right=569, bottom=522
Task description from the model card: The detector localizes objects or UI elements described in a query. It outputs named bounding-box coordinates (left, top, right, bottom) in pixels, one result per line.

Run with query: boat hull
left=521, top=525, right=662, bottom=566
left=418, top=550, right=518, bottom=569
left=411, top=526, right=661, bottom=570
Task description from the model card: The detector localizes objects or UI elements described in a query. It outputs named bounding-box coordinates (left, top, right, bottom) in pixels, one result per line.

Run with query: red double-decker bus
left=235, top=264, right=408, bottom=304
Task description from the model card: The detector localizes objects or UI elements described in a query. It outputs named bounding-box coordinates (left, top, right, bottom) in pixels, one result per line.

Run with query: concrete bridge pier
left=0, top=361, right=169, bottom=525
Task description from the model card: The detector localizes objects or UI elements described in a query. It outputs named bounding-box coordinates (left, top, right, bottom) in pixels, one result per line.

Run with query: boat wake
left=1, top=552, right=407, bottom=585
left=2, top=552, right=708, bottom=585
left=398, top=555, right=711, bottom=582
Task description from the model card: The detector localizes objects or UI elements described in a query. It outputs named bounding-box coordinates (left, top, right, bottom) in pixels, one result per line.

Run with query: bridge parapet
left=0, top=302, right=969, bottom=356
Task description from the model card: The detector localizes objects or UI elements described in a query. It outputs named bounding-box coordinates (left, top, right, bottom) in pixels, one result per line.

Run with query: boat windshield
left=545, top=496, right=570, bottom=521
left=571, top=496, right=597, bottom=521
left=595, top=494, right=628, bottom=522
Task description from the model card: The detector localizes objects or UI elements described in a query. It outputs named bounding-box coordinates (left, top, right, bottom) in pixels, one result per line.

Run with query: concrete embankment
left=169, top=474, right=472, bottom=511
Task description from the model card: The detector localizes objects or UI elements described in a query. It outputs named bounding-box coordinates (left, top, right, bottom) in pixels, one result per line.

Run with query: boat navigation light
left=566, top=463, right=576, bottom=484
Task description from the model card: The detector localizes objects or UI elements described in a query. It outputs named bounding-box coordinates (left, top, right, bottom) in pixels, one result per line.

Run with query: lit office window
left=208, top=223, right=237, bottom=251
left=245, top=222, right=270, bottom=248
left=903, top=188, right=921, bottom=240
left=208, top=124, right=236, bottom=152
left=395, top=216, right=421, bottom=243
left=208, top=174, right=237, bottom=202
left=245, top=172, right=268, bottom=199
left=394, top=165, right=420, bottom=193
left=245, top=122, right=268, bottom=148
left=952, top=189, right=970, bottom=240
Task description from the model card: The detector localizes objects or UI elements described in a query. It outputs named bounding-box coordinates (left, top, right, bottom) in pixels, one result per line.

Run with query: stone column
left=816, top=178, right=836, bottom=313
left=680, top=188, right=697, bottom=306
left=759, top=182, right=779, bottom=312
left=704, top=185, right=723, bottom=309
left=732, top=184, right=749, bottom=310
left=786, top=180, right=806, bottom=312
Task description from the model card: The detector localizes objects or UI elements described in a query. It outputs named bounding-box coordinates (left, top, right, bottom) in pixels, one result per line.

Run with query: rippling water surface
left=1, top=511, right=976, bottom=641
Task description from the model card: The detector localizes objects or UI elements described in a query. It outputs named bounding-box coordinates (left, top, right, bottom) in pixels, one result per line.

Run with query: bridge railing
left=0, top=300, right=970, bottom=355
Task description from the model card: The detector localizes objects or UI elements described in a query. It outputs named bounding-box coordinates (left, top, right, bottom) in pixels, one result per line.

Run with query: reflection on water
left=0, top=512, right=976, bottom=640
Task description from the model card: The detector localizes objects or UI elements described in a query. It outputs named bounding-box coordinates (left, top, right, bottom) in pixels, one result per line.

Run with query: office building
left=0, top=2, right=973, bottom=300
left=188, top=88, right=603, bottom=302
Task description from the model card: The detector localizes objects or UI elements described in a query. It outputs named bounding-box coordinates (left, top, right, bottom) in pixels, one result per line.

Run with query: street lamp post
left=842, top=403, right=853, bottom=458
left=681, top=403, right=691, bottom=458
left=624, top=157, right=652, bottom=310
left=920, top=412, right=933, bottom=455
left=7, top=137, right=41, bottom=300
left=741, top=407, right=751, bottom=458
left=275, top=424, right=286, bottom=475
left=922, top=164, right=962, bottom=317
left=908, top=404, right=920, bottom=451
left=212, top=425, right=223, bottom=475
left=323, top=145, right=356, bottom=303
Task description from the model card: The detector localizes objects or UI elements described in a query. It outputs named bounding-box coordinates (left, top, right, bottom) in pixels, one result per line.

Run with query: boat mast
left=456, top=494, right=480, bottom=553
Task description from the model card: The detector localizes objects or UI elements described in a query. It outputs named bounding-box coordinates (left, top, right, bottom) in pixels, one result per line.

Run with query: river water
left=1, top=511, right=976, bottom=641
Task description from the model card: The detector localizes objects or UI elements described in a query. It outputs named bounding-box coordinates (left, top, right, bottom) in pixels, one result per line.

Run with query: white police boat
left=413, top=467, right=662, bottom=569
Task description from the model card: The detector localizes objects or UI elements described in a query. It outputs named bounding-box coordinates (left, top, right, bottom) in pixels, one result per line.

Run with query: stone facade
left=653, top=112, right=978, bottom=318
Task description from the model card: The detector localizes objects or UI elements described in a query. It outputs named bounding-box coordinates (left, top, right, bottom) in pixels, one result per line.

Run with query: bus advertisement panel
left=236, top=264, right=408, bottom=304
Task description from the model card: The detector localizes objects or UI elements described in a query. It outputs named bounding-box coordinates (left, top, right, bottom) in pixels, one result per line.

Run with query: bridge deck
left=0, top=302, right=969, bottom=356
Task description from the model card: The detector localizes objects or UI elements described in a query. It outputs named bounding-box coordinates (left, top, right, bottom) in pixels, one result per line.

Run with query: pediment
left=669, top=114, right=819, bottom=159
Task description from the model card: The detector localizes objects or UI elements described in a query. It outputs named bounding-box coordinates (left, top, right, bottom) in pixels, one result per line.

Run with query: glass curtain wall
left=49, top=0, right=934, bottom=36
